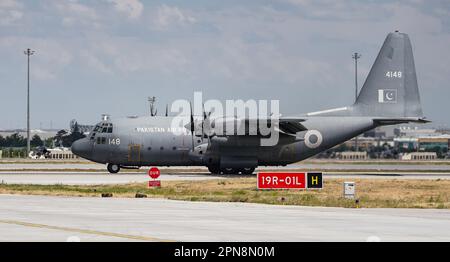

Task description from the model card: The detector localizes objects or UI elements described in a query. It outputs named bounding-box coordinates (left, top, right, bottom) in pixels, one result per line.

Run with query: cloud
left=0, top=36, right=73, bottom=81
left=1, top=1, right=450, bottom=126
left=56, top=1, right=97, bottom=19
left=0, top=9, right=23, bottom=25
left=80, top=51, right=113, bottom=74
left=0, top=0, right=23, bottom=26
left=153, top=4, right=196, bottom=30
left=52, top=0, right=100, bottom=28
left=106, top=0, right=143, bottom=19
left=0, top=0, right=22, bottom=9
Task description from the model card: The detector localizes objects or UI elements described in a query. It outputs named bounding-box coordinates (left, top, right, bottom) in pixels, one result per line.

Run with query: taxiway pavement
left=0, top=194, right=449, bottom=242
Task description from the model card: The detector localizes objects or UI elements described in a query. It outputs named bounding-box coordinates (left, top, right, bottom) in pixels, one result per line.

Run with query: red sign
left=148, top=167, right=160, bottom=179
left=257, top=172, right=306, bottom=189
left=148, top=180, right=161, bottom=188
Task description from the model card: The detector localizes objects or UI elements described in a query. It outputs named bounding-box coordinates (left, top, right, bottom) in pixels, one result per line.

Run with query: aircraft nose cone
left=71, top=138, right=91, bottom=159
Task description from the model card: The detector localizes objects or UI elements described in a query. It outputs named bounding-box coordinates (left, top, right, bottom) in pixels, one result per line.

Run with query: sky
left=0, top=0, right=449, bottom=130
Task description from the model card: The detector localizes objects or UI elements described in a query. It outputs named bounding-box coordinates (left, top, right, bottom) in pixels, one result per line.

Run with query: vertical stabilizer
left=354, top=31, right=423, bottom=117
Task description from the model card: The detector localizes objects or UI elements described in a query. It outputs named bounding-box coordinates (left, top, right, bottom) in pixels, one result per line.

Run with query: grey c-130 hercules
left=72, top=31, right=429, bottom=174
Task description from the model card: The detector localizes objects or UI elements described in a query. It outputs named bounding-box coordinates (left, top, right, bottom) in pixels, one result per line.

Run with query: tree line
left=0, top=129, right=85, bottom=149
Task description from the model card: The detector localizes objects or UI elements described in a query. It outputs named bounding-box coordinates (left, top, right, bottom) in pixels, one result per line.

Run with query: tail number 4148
left=386, top=71, right=402, bottom=78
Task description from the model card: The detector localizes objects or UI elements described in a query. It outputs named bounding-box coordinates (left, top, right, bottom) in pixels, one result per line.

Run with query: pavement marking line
left=0, top=219, right=174, bottom=242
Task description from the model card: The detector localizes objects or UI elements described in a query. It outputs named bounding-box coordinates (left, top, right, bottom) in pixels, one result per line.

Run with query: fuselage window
left=96, top=137, right=101, bottom=144
left=101, top=137, right=106, bottom=144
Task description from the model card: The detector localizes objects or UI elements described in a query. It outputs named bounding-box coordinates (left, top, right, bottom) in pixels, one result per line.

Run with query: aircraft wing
left=205, top=117, right=308, bottom=138
left=278, top=118, right=308, bottom=135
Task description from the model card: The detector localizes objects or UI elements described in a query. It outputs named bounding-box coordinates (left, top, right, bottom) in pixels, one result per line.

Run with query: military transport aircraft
left=72, top=31, right=429, bottom=174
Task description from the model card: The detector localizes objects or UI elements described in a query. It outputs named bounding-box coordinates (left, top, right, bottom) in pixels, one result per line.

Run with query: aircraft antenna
left=148, top=96, right=157, bottom=116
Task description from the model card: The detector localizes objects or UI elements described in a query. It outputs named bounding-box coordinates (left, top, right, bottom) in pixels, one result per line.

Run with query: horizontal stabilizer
left=373, top=117, right=430, bottom=125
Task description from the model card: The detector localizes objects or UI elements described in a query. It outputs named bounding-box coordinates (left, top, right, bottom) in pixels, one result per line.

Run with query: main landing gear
left=207, top=166, right=255, bottom=175
left=107, top=163, right=120, bottom=174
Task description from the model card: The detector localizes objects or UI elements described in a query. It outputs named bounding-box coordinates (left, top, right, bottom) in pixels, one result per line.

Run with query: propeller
left=186, top=102, right=213, bottom=153
left=202, top=103, right=213, bottom=145
left=189, top=101, right=195, bottom=150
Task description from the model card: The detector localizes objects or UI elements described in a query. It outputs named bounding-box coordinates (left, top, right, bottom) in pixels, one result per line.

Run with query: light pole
left=352, top=52, right=361, bottom=151
left=24, top=48, right=35, bottom=157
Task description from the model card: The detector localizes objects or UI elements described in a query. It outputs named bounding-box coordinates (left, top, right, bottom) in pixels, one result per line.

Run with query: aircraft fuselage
left=72, top=115, right=376, bottom=169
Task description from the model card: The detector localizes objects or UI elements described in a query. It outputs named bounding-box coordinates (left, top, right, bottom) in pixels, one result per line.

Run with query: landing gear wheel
left=107, top=163, right=120, bottom=174
left=241, top=167, right=255, bottom=175
left=221, top=168, right=239, bottom=175
left=208, top=166, right=220, bottom=174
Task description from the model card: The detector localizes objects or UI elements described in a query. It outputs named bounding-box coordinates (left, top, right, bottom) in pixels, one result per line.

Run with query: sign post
left=257, top=172, right=322, bottom=190
left=148, top=167, right=161, bottom=188
left=343, top=182, right=355, bottom=199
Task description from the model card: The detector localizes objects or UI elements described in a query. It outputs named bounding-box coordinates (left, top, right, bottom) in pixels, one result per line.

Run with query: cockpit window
left=99, top=123, right=113, bottom=133
left=90, top=122, right=113, bottom=140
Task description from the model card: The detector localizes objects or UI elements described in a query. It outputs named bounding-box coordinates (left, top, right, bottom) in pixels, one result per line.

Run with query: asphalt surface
left=0, top=173, right=226, bottom=185
left=2, top=162, right=450, bottom=171
left=1, top=161, right=450, bottom=185
left=0, top=172, right=448, bottom=185
left=0, top=194, right=449, bottom=242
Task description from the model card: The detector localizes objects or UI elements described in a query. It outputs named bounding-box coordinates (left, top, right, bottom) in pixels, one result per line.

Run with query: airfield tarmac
left=1, top=194, right=449, bottom=242
left=2, top=161, right=450, bottom=172
left=0, top=172, right=449, bottom=185
left=1, top=160, right=450, bottom=185
left=1, top=160, right=449, bottom=242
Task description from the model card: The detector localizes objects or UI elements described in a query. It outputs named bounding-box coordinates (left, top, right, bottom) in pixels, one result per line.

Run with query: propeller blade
left=189, top=101, right=195, bottom=132
left=189, top=101, right=195, bottom=150
left=202, top=103, right=206, bottom=142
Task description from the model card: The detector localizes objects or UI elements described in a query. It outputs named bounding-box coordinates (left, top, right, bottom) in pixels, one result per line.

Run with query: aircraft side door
left=127, top=132, right=142, bottom=165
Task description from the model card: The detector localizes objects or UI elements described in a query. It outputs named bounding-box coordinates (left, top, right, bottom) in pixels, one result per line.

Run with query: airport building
left=394, top=126, right=438, bottom=137
left=401, top=152, right=437, bottom=160
left=325, top=125, right=450, bottom=159
left=418, top=136, right=450, bottom=151
left=393, top=130, right=450, bottom=153
left=336, top=151, right=368, bottom=160
left=46, top=148, right=79, bottom=159
left=394, top=137, right=418, bottom=151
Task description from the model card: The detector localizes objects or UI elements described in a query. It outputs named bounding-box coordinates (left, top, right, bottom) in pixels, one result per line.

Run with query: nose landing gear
left=207, top=166, right=221, bottom=174
left=107, top=163, right=120, bottom=174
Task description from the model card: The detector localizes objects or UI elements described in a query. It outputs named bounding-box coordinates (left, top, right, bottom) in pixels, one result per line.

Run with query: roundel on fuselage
left=304, top=130, right=323, bottom=149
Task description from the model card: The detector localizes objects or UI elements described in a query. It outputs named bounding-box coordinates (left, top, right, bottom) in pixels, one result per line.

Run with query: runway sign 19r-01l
left=257, top=172, right=323, bottom=190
